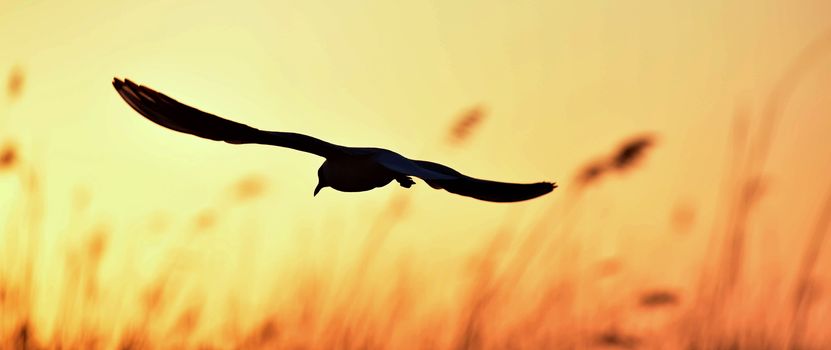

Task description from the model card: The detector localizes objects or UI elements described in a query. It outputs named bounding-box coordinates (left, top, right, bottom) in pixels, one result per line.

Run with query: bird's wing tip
left=112, top=78, right=139, bottom=92
left=540, top=181, right=557, bottom=190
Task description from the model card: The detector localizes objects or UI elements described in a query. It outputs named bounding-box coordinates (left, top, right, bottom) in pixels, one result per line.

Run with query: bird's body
left=112, top=78, right=556, bottom=202
left=319, top=150, right=397, bottom=192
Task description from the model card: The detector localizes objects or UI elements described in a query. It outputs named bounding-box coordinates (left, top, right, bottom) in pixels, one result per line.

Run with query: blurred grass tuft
left=6, top=66, right=24, bottom=102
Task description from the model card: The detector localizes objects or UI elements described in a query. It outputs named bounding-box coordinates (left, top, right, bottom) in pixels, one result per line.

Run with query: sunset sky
left=1, top=0, right=827, bottom=226
left=1, top=1, right=830, bottom=347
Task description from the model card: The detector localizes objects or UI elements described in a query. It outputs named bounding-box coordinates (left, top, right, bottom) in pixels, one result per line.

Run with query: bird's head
left=314, top=164, right=329, bottom=197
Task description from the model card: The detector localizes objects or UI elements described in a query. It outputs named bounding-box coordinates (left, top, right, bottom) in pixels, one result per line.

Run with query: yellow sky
left=1, top=0, right=830, bottom=291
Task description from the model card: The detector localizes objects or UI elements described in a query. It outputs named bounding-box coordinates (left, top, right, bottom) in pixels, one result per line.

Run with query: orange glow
left=1, top=1, right=831, bottom=348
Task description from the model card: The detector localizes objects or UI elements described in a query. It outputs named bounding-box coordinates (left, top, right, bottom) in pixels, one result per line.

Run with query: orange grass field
left=1, top=1, right=831, bottom=349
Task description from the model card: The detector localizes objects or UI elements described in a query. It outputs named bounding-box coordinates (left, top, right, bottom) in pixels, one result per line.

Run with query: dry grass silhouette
left=447, top=106, right=486, bottom=146
left=1, top=31, right=831, bottom=350
left=6, top=66, right=24, bottom=102
left=575, top=134, right=656, bottom=188
left=230, top=174, right=268, bottom=202
left=0, top=142, right=17, bottom=171
left=639, top=290, right=680, bottom=308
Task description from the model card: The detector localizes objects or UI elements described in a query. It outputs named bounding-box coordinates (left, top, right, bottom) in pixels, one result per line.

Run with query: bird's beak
left=313, top=183, right=324, bottom=197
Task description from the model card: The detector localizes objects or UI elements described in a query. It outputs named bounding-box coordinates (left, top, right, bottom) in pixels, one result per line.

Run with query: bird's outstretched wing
left=112, top=78, right=346, bottom=158
left=415, top=160, right=557, bottom=202
left=374, top=152, right=556, bottom=202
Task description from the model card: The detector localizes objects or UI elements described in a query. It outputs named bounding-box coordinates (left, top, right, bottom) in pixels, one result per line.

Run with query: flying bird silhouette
left=112, top=78, right=556, bottom=202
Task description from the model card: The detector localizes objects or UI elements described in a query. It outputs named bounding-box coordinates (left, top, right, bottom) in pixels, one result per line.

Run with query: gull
left=112, top=78, right=556, bottom=202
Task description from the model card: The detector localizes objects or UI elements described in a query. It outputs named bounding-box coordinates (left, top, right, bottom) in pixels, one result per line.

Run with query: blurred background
left=1, top=0, right=830, bottom=348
